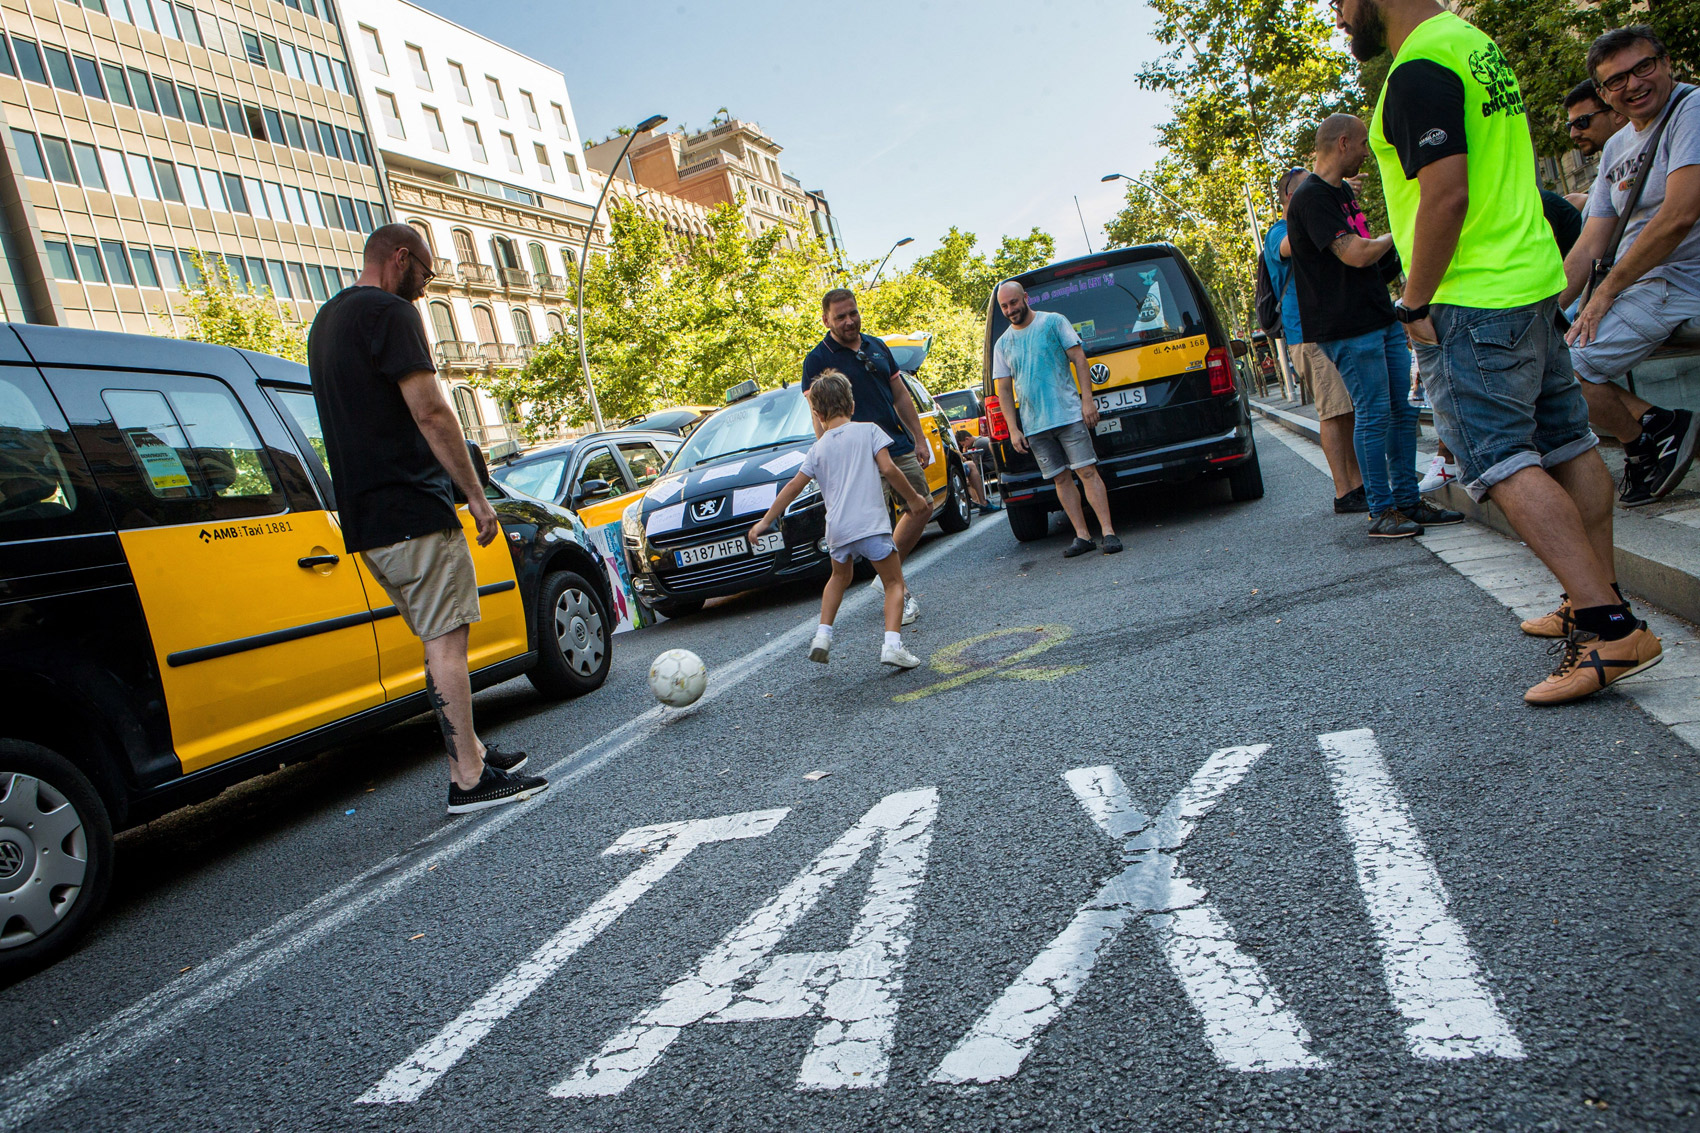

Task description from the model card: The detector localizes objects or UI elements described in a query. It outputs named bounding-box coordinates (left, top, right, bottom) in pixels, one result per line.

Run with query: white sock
left=884, top=631, right=902, bottom=649
left=817, top=623, right=833, bottom=640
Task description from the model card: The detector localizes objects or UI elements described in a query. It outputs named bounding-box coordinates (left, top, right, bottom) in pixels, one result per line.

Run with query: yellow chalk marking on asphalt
left=894, top=625, right=1083, bottom=703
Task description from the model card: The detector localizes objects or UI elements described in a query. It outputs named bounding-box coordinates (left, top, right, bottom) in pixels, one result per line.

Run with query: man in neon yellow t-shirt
left=1338, top=0, right=1662, bottom=705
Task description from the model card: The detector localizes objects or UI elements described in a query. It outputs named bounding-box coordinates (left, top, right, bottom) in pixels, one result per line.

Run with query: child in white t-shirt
left=749, top=370, right=929, bottom=668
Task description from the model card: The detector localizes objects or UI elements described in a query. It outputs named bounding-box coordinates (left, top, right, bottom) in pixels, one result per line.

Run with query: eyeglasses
left=1597, top=53, right=1664, bottom=94
left=404, top=247, right=437, bottom=283
left=1566, top=111, right=1600, bottom=132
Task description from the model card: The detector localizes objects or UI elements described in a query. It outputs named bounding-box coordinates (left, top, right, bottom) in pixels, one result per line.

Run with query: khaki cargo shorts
left=1293, top=341, right=1354, bottom=420
left=884, top=449, right=932, bottom=515
left=360, top=527, right=481, bottom=642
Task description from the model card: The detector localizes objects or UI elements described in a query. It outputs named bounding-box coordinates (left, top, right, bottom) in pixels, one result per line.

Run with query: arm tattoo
left=1328, top=233, right=1356, bottom=259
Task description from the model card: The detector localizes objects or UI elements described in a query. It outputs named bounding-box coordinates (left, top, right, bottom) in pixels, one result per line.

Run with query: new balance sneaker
left=1367, top=510, right=1422, bottom=539
left=808, top=629, right=831, bottom=664
left=1637, top=407, right=1698, bottom=502
left=482, top=744, right=528, bottom=773
left=901, top=592, right=919, bottom=626
left=1406, top=499, right=1464, bottom=527
left=1333, top=486, right=1369, bottom=514
left=1418, top=455, right=1458, bottom=494
left=1523, top=624, right=1662, bottom=705
left=446, top=765, right=549, bottom=814
left=880, top=642, right=921, bottom=669
left=1520, top=594, right=1573, bottom=638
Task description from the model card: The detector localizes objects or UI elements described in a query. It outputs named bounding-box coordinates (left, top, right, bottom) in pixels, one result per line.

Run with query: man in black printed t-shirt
left=309, top=225, right=547, bottom=814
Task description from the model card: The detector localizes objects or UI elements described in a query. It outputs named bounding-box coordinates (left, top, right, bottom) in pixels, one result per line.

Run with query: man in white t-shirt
left=992, top=280, right=1120, bottom=556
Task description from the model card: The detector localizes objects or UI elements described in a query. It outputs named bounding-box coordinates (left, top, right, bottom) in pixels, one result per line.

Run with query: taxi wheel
left=937, top=463, right=972, bottom=533
left=0, top=740, right=114, bottom=980
left=1006, top=501, right=1050, bottom=542
left=527, top=570, right=613, bottom=699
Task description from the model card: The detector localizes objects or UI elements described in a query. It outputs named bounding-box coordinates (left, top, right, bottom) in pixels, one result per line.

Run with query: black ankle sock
left=1612, top=582, right=1628, bottom=608
left=1574, top=603, right=1636, bottom=641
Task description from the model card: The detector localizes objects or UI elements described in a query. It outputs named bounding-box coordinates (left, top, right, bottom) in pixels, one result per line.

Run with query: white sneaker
left=1418, top=455, right=1458, bottom=494
left=808, top=630, right=831, bottom=664
left=901, top=593, right=919, bottom=626
left=880, top=643, right=921, bottom=669
left=868, top=576, right=884, bottom=594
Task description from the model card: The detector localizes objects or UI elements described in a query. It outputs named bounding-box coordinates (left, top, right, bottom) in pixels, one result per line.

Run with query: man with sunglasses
left=309, top=224, right=546, bottom=813
left=1561, top=79, right=1627, bottom=211
left=1560, top=26, right=1700, bottom=508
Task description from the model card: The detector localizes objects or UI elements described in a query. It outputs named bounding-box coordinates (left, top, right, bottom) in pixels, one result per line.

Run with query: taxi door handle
left=297, top=554, right=340, bottom=569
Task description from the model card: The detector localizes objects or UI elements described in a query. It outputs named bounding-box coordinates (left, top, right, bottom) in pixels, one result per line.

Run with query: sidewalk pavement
left=1251, top=394, right=1700, bottom=627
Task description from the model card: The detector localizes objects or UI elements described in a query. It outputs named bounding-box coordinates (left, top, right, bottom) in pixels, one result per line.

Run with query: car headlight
left=784, top=481, right=822, bottom=515
left=621, top=499, right=647, bottom=549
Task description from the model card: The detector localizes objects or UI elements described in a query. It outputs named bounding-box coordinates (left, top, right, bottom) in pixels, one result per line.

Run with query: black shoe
left=1063, top=536, right=1095, bottom=557
left=1637, top=407, right=1698, bottom=502
left=447, top=765, right=548, bottom=814
left=1101, top=534, right=1123, bottom=554
left=482, top=744, right=528, bottom=773
left=1367, top=509, right=1422, bottom=539
left=1405, top=500, right=1464, bottom=527
left=1618, top=440, right=1657, bottom=507
left=1333, top=486, right=1369, bottom=514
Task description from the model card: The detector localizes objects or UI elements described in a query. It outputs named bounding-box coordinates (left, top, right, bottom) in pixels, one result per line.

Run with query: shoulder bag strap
left=1591, top=86, right=1694, bottom=294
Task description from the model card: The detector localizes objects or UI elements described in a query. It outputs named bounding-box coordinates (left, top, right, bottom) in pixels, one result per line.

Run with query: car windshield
left=670, top=388, right=813, bottom=471
left=934, top=391, right=977, bottom=421
left=493, top=453, right=569, bottom=501
left=989, top=255, right=1204, bottom=354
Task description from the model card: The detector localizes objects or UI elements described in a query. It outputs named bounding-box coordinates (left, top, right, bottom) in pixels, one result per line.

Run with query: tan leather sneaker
left=1520, top=594, right=1572, bottom=638
left=1524, top=624, right=1663, bottom=706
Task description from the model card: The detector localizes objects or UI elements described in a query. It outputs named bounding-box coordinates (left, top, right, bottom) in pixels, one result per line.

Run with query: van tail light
left=977, top=414, right=989, bottom=436
left=985, top=395, right=1011, bottom=441
left=1206, top=346, right=1235, bottom=396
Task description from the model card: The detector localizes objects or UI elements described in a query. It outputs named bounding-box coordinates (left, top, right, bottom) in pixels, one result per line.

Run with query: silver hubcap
left=553, top=587, right=606, bottom=678
left=0, top=773, right=88, bottom=950
left=956, top=472, right=971, bottom=521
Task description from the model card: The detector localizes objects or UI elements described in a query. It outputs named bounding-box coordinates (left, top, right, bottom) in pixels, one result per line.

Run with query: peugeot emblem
left=0, top=840, right=22, bottom=880
left=691, top=497, right=725, bottom=521
left=1089, top=363, right=1111, bottom=385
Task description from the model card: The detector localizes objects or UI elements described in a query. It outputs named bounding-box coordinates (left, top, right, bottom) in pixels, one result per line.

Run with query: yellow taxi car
left=489, top=428, right=685, bottom=529
left=0, top=325, right=617, bottom=975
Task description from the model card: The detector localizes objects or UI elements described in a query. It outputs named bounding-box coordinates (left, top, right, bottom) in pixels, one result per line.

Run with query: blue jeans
left=1319, top=323, right=1420, bottom=516
left=1412, top=297, right=1596, bottom=502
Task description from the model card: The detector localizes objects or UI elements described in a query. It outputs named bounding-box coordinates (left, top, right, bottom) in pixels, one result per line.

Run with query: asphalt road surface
left=4, top=425, right=1697, bottom=1132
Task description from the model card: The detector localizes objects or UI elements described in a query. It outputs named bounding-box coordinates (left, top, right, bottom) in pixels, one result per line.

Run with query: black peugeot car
left=622, top=379, right=973, bottom=618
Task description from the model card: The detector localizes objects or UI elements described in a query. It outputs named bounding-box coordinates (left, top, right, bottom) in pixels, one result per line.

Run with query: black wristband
left=1394, top=300, right=1430, bottom=324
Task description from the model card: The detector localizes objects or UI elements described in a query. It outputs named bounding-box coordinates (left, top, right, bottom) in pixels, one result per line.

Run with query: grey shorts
left=883, top=450, right=931, bottom=515
left=1572, top=277, right=1700, bottom=384
left=829, top=532, right=897, bottom=564
left=360, top=527, right=481, bottom=641
left=1028, top=419, right=1097, bottom=480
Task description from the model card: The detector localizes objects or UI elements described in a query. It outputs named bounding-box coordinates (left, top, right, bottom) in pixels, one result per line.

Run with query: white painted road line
left=932, top=746, right=1321, bottom=1083
left=359, top=807, right=791, bottom=1105
left=1317, top=728, right=1525, bottom=1061
left=554, top=788, right=938, bottom=1096
left=0, top=518, right=1006, bottom=1133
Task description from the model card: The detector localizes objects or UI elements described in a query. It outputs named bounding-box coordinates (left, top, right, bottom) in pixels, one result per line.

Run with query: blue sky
left=419, top=0, right=1171, bottom=273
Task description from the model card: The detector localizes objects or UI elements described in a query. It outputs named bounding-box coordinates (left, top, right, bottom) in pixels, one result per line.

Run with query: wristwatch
left=1393, top=300, right=1431, bottom=324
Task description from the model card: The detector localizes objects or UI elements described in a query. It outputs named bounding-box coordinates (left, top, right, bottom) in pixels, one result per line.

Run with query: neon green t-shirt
left=1370, top=12, right=1564, bottom=309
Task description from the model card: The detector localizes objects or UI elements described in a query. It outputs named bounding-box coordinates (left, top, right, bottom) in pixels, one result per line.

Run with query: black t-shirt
left=800, top=332, right=914, bottom=457
left=307, top=286, right=457, bottom=552
left=1540, top=189, right=1582, bottom=258
left=1287, top=174, right=1396, bottom=343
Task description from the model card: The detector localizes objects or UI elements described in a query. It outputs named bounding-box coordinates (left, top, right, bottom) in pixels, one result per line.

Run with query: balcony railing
left=459, top=262, right=497, bottom=288
left=434, top=340, right=483, bottom=367
left=536, top=272, right=566, bottom=294
left=433, top=256, right=454, bottom=278
left=499, top=267, right=532, bottom=290
left=479, top=342, right=523, bottom=365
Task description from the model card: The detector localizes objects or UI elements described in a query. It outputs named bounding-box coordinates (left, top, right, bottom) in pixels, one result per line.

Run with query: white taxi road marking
left=360, top=807, right=791, bottom=1105
left=932, top=746, right=1322, bottom=1083
left=0, top=517, right=1008, bottom=1133
left=1318, top=729, right=1525, bottom=1060
left=555, top=788, right=938, bottom=1096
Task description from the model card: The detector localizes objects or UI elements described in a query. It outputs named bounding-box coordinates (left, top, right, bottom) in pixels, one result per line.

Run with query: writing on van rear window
left=993, top=258, right=1204, bottom=357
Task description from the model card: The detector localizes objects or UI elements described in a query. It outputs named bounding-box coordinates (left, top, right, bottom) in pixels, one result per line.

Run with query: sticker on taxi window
left=1073, top=319, right=1097, bottom=339
left=133, top=437, right=191, bottom=490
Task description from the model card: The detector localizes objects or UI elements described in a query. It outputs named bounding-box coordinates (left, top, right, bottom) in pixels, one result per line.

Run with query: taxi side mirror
left=1230, top=339, right=1250, bottom=359
left=577, top=478, right=612, bottom=502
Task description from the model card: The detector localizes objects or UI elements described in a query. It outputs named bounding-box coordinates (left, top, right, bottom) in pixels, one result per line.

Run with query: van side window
left=0, top=370, right=103, bottom=539
left=102, top=388, right=281, bottom=501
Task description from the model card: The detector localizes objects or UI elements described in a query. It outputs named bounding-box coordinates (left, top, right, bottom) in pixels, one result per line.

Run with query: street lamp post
left=575, top=113, right=667, bottom=432
left=869, top=236, right=913, bottom=287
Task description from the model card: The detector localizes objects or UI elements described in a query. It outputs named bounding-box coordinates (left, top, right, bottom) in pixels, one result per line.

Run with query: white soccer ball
left=648, top=649, right=708, bottom=707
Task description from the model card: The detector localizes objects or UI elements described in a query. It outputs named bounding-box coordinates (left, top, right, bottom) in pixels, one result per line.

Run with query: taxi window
left=103, top=387, right=281, bottom=501
left=616, top=441, right=667, bottom=489
left=494, top=455, right=567, bottom=502
left=903, top=374, right=934, bottom=412
left=0, top=370, right=103, bottom=540
left=266, top=386, right=334, bottom=506
left=934, top=390, right=978, bottom=422
left=575, top=447, right=624, bottom=499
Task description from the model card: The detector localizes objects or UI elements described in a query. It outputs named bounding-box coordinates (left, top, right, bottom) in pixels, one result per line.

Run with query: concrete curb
left=1251, top=401, right=1700, bottom=626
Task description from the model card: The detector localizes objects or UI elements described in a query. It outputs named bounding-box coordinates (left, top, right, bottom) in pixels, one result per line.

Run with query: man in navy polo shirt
left=802, top=288, right=933, bottom=624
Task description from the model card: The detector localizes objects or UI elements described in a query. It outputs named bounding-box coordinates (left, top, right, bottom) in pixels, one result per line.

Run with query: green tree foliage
left=167, top=251, right=307, bottom=362
left=911, top=227, right=1056, bottom=315
left=857, top=272, right=984, bottom=396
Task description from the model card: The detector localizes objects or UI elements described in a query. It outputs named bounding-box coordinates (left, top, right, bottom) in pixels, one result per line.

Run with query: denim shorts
left=1414, top=296, right=1597, bottom=502
left=1571, top=277, right=1700, bottom=384
left=1028, top=419, right=1097, bottom=480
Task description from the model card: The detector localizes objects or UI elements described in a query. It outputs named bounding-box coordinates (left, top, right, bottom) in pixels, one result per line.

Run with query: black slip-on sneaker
left=1101, top=534, right=1123, bottom=554
left=1405, top=500, right=1464, bottom=527
left=1367, top=510, right=1422, bottom=539
left=1063, top=536, right=1095, bottom=558
left=1333, top=486, right=1369, bottom=514
left=447, top=765, right=548, bottom=814
left=1641, top=407, right=1698, bottom=501
left=483, top=744, right=528, bottom=773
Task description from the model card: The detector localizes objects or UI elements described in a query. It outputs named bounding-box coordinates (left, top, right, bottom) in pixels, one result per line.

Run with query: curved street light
left=575, top=112, right=667, bottom=431
left=1101, top=172, right=1207, bottom=226
left=869, top=236, right=914, bottom=287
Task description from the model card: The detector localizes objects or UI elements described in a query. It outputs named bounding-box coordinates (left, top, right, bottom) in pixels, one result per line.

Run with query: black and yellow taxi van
left=982, top=244, right=1262, bottom=541
left=0, top=324, right=615, bottom=976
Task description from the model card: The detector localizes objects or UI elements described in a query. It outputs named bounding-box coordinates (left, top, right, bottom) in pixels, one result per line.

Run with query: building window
left=41, top=137, right=77, bottom=184
left=71, top=143, right=104, bottom=190
left=470, top=305, right=497, bottom=344
left=406, top=44, right=431, bottom=90
left=501, top=132, right=522, bottom=174
left=44, top=239, right=77, bottom=280
left=9, top=130, right=44, bottom=180
left=102, top=241, right=134, bottom=286
left=428, top=300, right=456, bottom=342
left=551, top=102, right=571, bottom=140
left=452, top=229, right=477, bottom=264
left=562, top=153, right=583, bottom=191
left=545, top=310, right=564, bottom=335
left=512, top=308, right=534, bottom=347
left=534, top=144, right=553, bottom=182
left=73, top=243, right=105, bottom=283
left=10, top=38, right=45, bottom=86
left=73, top=55, right=104, bottom=98
left=423, top=106, right=448, bottom=152
left=485, top=76, right=506, bottom=118
left=448, top=61, right=472, bottom=105
left=527, top=242, right=548, bottom=276
left=360, top=26, right=387, bottom=75
left=452, top=386, right=482, bottom=435
left=521, top=91, right=540, bottom=130
left=559, top=245, right=576, bottom=271
left=378, top=91, right=404, bottom=138
left=42, top=46, right=77, bottom=92
left=409, top=220, right=435, bottom=254
left=101, top=63, right=129, bottom=106
left=463, top=120, right=486, bottom=163
left=130, top=247, right=159, bottom=288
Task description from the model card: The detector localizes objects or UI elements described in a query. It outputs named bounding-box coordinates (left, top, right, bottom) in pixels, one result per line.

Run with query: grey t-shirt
left=798, top=421, right=893, bottom=550
left=1587, top=82, right=1700, bottom=295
